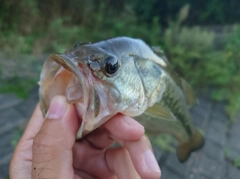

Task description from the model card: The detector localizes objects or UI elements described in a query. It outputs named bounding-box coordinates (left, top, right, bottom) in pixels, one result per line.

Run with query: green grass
left=0, top=77, right=37, bottom=98
left=224, top=148, right=240, bottom=169
left=0, top=53, right=42, bottom=98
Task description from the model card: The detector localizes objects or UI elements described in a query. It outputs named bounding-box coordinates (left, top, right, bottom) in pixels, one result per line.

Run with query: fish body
left=39, top=37, right=204, bottom=162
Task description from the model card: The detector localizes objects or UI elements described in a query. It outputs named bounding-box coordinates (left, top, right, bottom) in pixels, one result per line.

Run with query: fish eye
left=103, top=56, right=119, bottom=75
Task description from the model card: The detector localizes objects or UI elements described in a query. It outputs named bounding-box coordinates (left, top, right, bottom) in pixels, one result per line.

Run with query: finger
left=104, top=114, right=145, bottom=141
left=32, top=95, right=79, bottom=179
left=84, top=114, right=144, bottom=150
left=72, top=141, right=116, bottom=179
left=73, top=142, right=140, bottom=179
left=72, top=132, right=159, bottom=179
left=84, top=127, right=115, bottom=149
left=114, top=135, right=161, bottom=179
left=106, top=148, right=141, bottom=179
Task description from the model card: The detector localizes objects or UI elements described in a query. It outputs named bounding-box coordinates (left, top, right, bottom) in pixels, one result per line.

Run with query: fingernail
left=123, top=116, right=143, bottom=128
left=46, top=96, right=67, bottom=119
left=144, top=149, right=161, bottom=173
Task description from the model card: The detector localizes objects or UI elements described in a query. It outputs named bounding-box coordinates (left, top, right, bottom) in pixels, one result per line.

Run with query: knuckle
left=141, top=135, right=151, bottom=146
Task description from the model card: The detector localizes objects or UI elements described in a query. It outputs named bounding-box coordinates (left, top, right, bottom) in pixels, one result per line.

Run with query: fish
left=39, top=36, right=204, bottom=162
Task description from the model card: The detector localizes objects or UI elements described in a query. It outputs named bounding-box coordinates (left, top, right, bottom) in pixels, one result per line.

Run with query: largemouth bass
left=39, top=37, right=204, bottom=162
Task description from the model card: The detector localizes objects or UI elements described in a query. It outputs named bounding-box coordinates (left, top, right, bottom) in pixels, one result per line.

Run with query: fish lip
left=48, top=53, right=89, bottom=114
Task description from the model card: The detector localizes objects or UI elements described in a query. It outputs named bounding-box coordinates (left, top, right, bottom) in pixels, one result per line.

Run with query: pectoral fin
left=145, top=103, right=177, bottom=121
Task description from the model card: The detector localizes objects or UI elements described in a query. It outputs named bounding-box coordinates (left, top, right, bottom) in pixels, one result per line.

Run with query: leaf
left=177, top=4, right=191, bottom=25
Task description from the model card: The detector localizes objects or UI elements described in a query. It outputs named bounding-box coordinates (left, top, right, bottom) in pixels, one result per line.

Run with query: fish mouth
left=48, top=53, right=90, bottom=137
left=50, top=54, right=88, bottom=104
left=41, top=53, right=117, bottom=138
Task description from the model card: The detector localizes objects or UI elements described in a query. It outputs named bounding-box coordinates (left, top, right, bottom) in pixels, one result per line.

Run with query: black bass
left=39, top=37, right=204, bottom=162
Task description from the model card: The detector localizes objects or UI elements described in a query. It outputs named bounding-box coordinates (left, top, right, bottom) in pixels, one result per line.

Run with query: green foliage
left=0, top=0, right=39, bottom=33
left=32, top=3, right=161, bottom=53
left=0, top=32, right=36, bottom=54
left=234, top=157, right=240, bottom=168
left=224, top=148, right=240, bottom=169
left=152, top=134, right=176, bottom=152
left=162, top=8, right=240, bottom=119
left=0, top=53, right=41, bottom=98
left=0, top=76, right=37, bottom=98
left=1, top=0, right=240, bottom=34
left=165, top=25, right=240, bottom=118
left=223, top=25, right=240, bottom=118
left=163, top=25, right=216, bottom=86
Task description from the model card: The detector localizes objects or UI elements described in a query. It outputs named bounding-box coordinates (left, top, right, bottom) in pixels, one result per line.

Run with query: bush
left=163, top=22, right=240, bottom=119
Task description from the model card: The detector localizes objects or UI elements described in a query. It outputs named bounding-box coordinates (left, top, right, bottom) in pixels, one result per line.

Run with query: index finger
left=104, top=115, right=161, bottom=179
left=104, top=114, right=145, bottom=141
left=79, top=114, right=145, bottom=151
left=111, top=135, right=161, bottom=179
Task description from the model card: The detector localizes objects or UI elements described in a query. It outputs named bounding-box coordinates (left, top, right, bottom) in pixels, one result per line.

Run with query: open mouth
left=40, top=54, right=90, bottom=138
left=40, top=53, right=116, bottom=139
left=50, top=54, right=89, bottom=107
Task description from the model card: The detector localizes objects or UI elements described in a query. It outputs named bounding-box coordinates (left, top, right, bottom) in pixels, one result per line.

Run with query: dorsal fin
left=152, top=46, right=170, bottom=66
left=152, top=46, right=197, bottom=107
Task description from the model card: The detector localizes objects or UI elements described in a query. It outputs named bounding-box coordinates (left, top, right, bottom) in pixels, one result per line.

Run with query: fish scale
left=159, top=76, right=194, bottom=136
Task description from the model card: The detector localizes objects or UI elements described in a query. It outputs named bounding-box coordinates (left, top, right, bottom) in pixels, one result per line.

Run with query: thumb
left=32, top=96, right=79, bottom=179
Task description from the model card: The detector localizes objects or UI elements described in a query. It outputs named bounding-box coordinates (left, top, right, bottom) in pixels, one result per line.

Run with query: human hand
left=10, top=95, right=161, bottom=179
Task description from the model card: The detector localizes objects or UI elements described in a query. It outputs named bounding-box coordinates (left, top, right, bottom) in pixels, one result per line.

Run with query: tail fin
left=177, top=130, right=204, bottom=163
